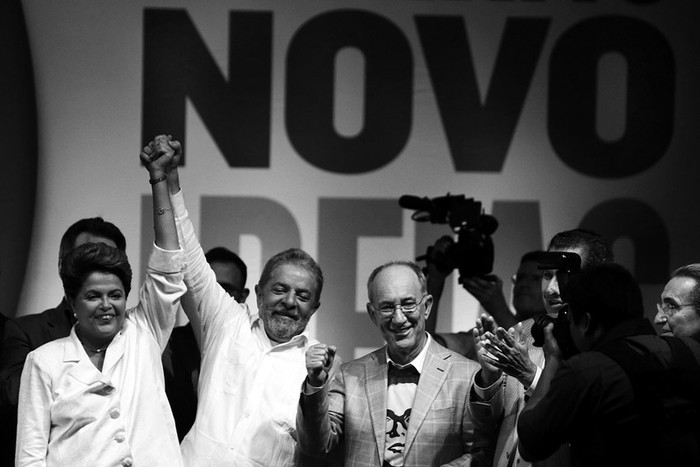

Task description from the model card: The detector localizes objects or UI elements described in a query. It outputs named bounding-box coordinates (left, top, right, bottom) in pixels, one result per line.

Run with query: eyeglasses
left=656, top=302, right=694, bottom=315
left=375, top=295, right=428, bottom=318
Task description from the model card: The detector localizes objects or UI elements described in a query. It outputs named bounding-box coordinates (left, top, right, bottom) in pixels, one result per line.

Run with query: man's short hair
left=670, top=264, right=700, bottom=313
left=258, top=248, right=323, bottom=302
left=566, top=263, right=643, bottom=330
left=367, top=261, right=427, bottom=303
left=547, top=228, right=614, bottom=266
left=205, top=247, right=248, bottom=286
left=58, top=217, right=127, bottom=267
left=60, top=243, right=133, bottom=301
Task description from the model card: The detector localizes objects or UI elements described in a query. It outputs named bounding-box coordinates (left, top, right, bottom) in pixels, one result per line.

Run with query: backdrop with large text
left=2, top=0, right=698, bottom=361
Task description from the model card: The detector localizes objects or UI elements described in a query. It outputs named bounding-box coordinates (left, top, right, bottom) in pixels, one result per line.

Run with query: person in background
left=204, top=247, right=249, bottom=304
left=162, top=246, right=249, bottom=440
left=15, top=135, right=186, bottom=466
left=654, top=263, right=700, bottom=341
left=518, top=263, right=700, bottom=465
left=429, top=246, right=547, bottom=360
left=296, top=260, right=497, bottom=466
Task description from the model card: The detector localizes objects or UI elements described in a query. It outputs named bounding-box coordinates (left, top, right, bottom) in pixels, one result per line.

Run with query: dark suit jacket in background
left=162, top=322, right=201, bottom=441
left=0, top=311, right=8, bottom=466
left=0, top=300, right=75, bottom=464
left=0, top=312, right=6, bottom=362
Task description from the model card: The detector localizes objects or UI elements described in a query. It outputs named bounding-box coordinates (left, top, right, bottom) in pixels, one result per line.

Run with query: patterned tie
left=387, top=363, right=420, bottom=385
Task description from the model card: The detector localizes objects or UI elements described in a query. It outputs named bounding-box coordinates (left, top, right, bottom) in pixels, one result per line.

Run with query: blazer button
left=110, top=408, right=121, bottom=419
left=114, top=432, right=126, bottom=443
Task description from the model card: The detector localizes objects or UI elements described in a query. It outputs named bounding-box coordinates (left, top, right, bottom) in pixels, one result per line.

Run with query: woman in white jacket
left=16, top=135, right=185, bottom=467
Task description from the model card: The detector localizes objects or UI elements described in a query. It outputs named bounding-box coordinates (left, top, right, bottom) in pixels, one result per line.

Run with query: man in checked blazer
left=296, top=260, right=497, bottom=466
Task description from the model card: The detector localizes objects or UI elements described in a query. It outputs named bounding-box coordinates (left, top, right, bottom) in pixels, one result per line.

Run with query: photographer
left=470, top=228, right=613, bottom=467
left=518, top=263, right=700, bottom=466
left=427, top=242, right=546, bottom=360
left=400, top=193, right=510, bottom=351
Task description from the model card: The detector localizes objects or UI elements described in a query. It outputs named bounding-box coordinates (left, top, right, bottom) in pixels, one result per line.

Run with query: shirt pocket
left=221, top=341, right=256, bottom=395
left=424, top=403, right=457, bottom=433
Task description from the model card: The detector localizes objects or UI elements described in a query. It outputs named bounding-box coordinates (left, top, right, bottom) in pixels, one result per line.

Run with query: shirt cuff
left=524, top=365, right=543, bottom=397
left=302, top=379, right=325, bottom=396
left=170, top=188, right=186, bottom=218
left=473, top=370, right=504, bottom=400
left=148, top=243, right=184, bottom=273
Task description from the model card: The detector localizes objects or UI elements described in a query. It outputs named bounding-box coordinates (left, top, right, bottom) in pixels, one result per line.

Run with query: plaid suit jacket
left=297, top=339, right=497, bottom=466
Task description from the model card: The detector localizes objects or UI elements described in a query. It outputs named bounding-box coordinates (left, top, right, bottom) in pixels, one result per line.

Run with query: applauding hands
left=474, top=315, right=538, bottom=388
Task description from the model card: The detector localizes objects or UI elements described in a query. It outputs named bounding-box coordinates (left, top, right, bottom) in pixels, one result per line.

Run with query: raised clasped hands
left=305, top=343, right=336, bottom=387
left=140, top=134, right=182, bottom=176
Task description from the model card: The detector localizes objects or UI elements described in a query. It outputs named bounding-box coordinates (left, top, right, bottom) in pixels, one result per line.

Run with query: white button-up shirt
left=173, top=190, right=320, bottom=467
left=16, top=246, right=186, bottom=467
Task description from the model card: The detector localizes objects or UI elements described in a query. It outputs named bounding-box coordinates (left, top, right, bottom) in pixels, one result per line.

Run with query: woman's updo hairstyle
left=60, top=242, right=132, bottom=301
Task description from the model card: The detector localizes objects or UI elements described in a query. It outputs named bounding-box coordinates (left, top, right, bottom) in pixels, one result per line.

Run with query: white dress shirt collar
left=386, top=332, right=431, bottom=373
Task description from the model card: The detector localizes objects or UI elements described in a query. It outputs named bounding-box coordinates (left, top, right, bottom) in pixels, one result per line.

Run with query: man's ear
left=367, top=303, right=378, bottom=326
left=255, top=284, right=262, bottom=309
left=423, top=294, right=434, bottom=321
left=239, top=288, right=250, bottom=303
left=309, top=300, right=321, bottom=317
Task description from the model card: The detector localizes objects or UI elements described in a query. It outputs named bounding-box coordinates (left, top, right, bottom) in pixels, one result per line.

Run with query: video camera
left=399, top=194, right=498, bottom=280
left=530, top=251, right=581, bottom=359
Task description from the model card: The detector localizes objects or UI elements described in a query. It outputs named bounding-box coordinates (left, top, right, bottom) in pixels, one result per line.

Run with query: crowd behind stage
left=1, top=135, right=699, bottom=466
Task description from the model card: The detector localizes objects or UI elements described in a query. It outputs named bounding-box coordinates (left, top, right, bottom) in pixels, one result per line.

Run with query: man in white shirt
left=159, top=138, right=330, bottom=466
left=297, top=260, right=496, bottom=466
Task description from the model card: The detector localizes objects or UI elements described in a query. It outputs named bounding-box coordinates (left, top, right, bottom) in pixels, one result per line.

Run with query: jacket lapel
left=64, top=330, right=105, bottom=385
left=365, top=348, right=389, bottom=461
left=404, top=340, right=450, bottom=453
left=101, top=319, right=129, bottom=375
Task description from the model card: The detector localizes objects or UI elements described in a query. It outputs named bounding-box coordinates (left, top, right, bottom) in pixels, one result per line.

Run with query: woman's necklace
left=83, top=343, right=109, bottom=354
left=76, top=328, right=109, bottom=354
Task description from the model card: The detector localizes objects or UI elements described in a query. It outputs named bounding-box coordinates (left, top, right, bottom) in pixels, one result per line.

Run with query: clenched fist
left=306, top=343, right=336, bottom=387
